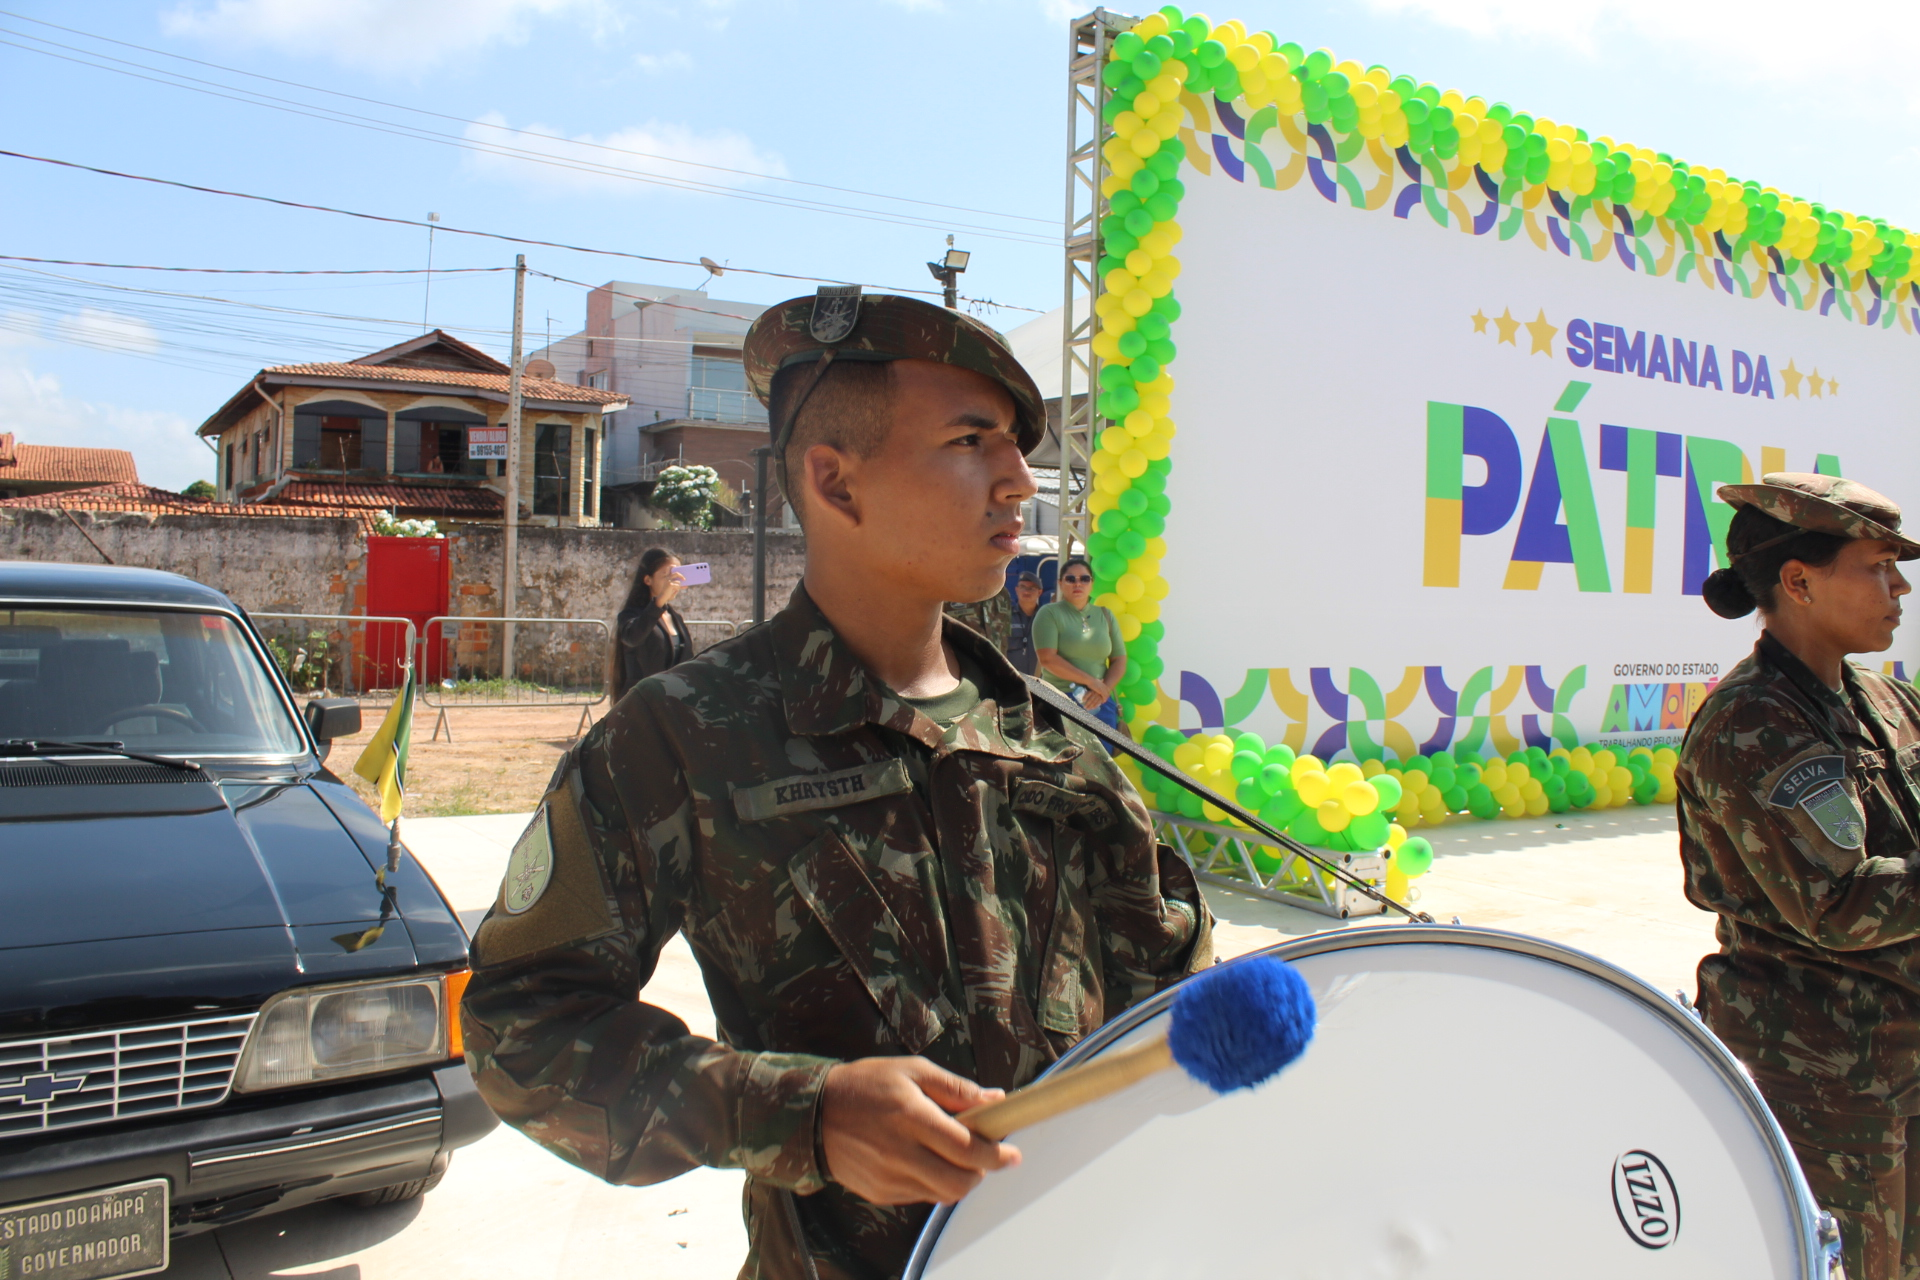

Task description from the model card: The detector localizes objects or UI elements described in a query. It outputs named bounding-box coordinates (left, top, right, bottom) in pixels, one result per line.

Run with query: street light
left=927, top=236, right=970, bottom=309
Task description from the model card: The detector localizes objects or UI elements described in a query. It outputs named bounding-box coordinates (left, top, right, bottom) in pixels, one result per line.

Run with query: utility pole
left=751, top=446, right=770, bottom=625
left=503, top=254, right=525, bottom=682
left=927, top=235, right=971, bottom=310
left=422, top=212, right=440, bottom=330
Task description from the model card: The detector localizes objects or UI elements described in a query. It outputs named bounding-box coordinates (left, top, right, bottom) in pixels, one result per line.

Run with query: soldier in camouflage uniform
left=1678, top=473, right=1920, bottom=1280
left=462, top=289, right=1213, bottom=1280
left=942, top=591, right=1012, bottom=651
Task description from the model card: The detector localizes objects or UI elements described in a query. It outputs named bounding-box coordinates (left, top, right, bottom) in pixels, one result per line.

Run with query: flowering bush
left=373, top=511, right=443, bottom=538
left=651, top=464, right=721, bottom=528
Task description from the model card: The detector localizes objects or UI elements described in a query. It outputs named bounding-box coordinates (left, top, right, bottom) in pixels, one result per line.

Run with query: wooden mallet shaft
left=957, top=1035, right=1175, bottom=1141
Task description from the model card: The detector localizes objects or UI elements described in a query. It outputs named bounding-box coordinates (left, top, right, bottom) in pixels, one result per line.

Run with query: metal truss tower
left=1057, top=9, right=1133, bottom=563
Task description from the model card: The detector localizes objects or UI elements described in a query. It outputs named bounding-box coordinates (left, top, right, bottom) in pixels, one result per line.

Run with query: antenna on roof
left=698, top=257, right=724, bottom=290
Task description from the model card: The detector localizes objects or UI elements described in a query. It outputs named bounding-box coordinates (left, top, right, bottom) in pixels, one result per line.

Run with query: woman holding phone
left=1034, top=555, right=1127, bottom=733
left=608, top=547, right=692, bottom=702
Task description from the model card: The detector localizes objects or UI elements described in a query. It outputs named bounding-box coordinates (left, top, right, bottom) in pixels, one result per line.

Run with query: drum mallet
left=959, top=955, right=1316, bottom=1140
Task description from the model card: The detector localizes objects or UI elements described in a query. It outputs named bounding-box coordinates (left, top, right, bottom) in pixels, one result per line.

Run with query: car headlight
left=234, top=971, right=469, bottom=1093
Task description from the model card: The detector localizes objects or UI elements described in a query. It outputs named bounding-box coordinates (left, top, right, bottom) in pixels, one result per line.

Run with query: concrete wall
left=0, top=509, right=805, bottom=651
left=0, top=507, right=365, bottom=612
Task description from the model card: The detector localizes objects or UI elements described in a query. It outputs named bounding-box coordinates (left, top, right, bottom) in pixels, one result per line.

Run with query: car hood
left=0, top=768, right=461, bottom=1037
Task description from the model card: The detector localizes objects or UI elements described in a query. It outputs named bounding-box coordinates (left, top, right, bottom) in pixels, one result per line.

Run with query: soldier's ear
left=799, top=441, right=862, bottom=528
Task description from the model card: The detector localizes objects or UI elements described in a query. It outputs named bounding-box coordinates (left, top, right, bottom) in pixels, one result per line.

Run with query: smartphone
left=677, top=562, right=711, bottom=586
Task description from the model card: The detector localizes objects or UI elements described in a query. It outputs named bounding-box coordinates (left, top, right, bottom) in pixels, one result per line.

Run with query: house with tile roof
left=0, top=434, right=139, bottom=501
left=196, top=329, right=628, bottom=527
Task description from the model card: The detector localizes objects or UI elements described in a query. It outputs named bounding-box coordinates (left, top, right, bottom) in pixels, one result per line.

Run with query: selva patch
left=1766, top=754, right=1866, bottom=850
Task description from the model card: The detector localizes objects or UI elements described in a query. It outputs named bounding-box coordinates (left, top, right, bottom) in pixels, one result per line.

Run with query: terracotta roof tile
left=0, top=441, right=139, bottom=485
left=262, top=362, right=625, bottom=406
left=0, top=481, right=380, bottom=534
left=273, top=479, right=504, bottom=517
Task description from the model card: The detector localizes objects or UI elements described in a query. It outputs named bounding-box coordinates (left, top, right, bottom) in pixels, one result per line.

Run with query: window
left=292, top=403, right=386, bottom=473
left=319, top=417, right=363, bottom=470
left=688, top=354, right=761, bottom=423
left=533, top=422, right=572, bottom=516
left=582, top=427, right=597, bottom=519
left=224, top=443, right=234, bottom=491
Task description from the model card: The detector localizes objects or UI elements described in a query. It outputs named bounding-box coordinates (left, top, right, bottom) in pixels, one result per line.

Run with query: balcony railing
left=686, top=387, right=768, bottom=425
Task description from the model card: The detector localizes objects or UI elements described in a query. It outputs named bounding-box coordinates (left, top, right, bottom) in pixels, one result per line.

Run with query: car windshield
left=0, top=607, right=306, bottom=756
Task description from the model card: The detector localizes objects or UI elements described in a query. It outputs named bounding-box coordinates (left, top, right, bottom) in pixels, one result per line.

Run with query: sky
left=2, top=0, right=1917, bottom=490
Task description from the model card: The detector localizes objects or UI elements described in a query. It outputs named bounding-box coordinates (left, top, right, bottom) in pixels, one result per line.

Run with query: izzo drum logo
left=1611, top=1150, right=1680, bottom=1248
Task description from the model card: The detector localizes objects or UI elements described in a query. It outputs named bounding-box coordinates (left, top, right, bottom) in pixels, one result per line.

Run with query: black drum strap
left=1023, top=676, right=1432, bottom=923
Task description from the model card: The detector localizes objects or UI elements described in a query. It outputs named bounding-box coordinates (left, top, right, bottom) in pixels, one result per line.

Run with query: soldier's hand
left=820, top=1057, right=1021, bottom=1205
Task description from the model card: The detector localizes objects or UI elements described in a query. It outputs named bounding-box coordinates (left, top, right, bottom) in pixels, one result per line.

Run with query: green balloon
left=1260, top=789, right=1305, bottom=828
left=1117, top=488, right=1148, bottom=517
left=1258, top=763, right=1291, bottom=796
left=1347, top=811, right=1390, bottom=849
left=1262, top=744, right=1296, bottom=770
left=1131, top=512, right=1166, bottom=538
left=1288, top=808, right=1328, bottom=845
left=1231, top=749, right=1263, bottom=782
left=1131, top=50, right=1163, bottom=81
left=1394, top=837, right=1435, bottom=877
left=1118, top=331, right=1148, bottom=359
left=1093, top=552, right=1127, bottom=580
left=1177, top=789, right=1204, bottom=818
left=1369, top=774, right=1403, bottom=809
left=1129, top=356, right=1161, bottom=384
left=1237, top=779, right=1266, bottom=811
left=1096, top=508, right=1130, bottom=535
left=1116, top=530, right=1147, bottom=560
left=1130, top=168, right=1161, bottom=199
left=1442, top=785, right=1469, bottom=811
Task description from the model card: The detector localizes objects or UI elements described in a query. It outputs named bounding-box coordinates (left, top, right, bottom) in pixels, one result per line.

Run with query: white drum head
left=909, top=927, right=1824, bottom=1279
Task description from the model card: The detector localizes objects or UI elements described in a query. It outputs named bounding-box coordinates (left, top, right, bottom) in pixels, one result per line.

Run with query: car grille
left=0, top=1014, right=256, bottom=1139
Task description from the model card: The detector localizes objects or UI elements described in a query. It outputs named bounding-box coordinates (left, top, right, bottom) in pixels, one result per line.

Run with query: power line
left=0, top=255, right=510, bottom=276
left=0, top=148, right=1041, bottom=311
left=0, top=9, right=1055, bottom=230
left=0, top=27, right=1057, bottom=248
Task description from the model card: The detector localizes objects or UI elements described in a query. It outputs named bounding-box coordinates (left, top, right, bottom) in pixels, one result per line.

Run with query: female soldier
left=1679, top=473, right=1920, bottom=1280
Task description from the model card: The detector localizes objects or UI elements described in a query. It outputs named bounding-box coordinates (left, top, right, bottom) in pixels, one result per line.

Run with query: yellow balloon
left=1501, top=797, right=1526, bottom=819
left=1569, top=747, right=1594, bottom=772
left=1124, top=409, right=1156, bottom=437
left=1173, top=740, right=1202, bottom=769
left=1204, top=740, right=1233, bottom=773
left=1495, top=784, right=1521, bottom=809
left=1592, top=749, right=1617, bottom=771
left=1525, top=793, right=1550, bottom=817
left=1316, top=799, right=1351, bottom=833
left=1520, top=779, right=1544, bottom=801
left=1117, top=611, right=1143, bottom=642
left=1326, top=762, right=1364, bottom=788
left=1116, top=572, right=1145, bottom=601
left=1590, top=784, right=1613, bottom=808
left=1127, top=598, right=1160, bottom=623
left=1341, top=780, right=1379, bottom=816
left=1126, top=248, right=1154, bottom=277
left=1295, top=769, right=1331, bottom=807
left=1608, top=766, right=1633, bottom=794
left=1129, top=128, right=1161, bottom=158
left=1201, top=801, right=1226, bottom=823
left=1482, top=764, right=1508, bottom=791
left=1360, top=758, right=1384, bottom=778
left=1507, top=761, right=1531, bottom=785
left=1120, top=449, right=1149, bottom=477
left=1133, top=90, right=1163, bottom=118
left=1123, top=288, right=1154, bottom=317
left=1146, top=536, right=1169, bottom=559
left=1386, top=823, right=1407, bottom=850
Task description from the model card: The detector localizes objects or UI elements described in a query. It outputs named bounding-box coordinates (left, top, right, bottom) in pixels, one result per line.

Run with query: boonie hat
left=742, top=287, right=1046, bottom=456
left=1718, top=472, right=1920, bottom=561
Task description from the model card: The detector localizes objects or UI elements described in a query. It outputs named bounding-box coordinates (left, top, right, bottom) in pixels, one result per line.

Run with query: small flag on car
left=353, top=665, right=414, bottom=826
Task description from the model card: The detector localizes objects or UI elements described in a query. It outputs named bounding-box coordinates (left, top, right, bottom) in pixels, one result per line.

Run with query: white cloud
left=56, top=309, right=161, bottom=358
left=161, top=0, right=605, bottom=72
left=633, top=49, right=692, bottom=73
left=0, top=352, right=206, bottom=491
left=1356, top=0, right=1920, bottom=96
left=461, top=112, right=788, bottom=195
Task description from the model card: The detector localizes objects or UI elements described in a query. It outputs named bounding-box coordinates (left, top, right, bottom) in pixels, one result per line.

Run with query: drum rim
left=905, top=924, right=1826, bottom=1279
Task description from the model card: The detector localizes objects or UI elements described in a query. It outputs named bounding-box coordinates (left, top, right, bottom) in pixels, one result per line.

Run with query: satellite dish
left=699, top=257, right=724, bottom=276
left=524, top=358, right=556, bottom=379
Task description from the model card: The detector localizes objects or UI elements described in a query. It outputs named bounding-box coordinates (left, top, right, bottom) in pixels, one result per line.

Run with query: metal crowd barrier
left=682, top=618, right=740, bottom=654
left=250, top=613, right=417, bottom=701
left=419, top=615, right=612, bottom=741
left=1153, top=812, right=1389, bottom=919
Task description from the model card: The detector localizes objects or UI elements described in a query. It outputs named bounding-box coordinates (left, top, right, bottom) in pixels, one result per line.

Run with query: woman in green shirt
left=1033, top=556, right=1128, bottom=731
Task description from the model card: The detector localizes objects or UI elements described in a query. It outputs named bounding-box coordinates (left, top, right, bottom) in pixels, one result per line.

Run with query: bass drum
left=908, top=926, right=1840, bottom=1279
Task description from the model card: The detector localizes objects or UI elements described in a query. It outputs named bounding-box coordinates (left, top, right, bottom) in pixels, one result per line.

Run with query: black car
left=0, top=561, right=495, bottom=1277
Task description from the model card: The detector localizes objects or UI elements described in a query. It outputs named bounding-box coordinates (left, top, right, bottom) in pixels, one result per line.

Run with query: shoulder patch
left=732, top=760, right=912, bottom=822
left=1767, top=755, right=1847, bottom=808
left=1801, top=782, right=1867, bottom=850
left=503, top=807, right=554, bottom=914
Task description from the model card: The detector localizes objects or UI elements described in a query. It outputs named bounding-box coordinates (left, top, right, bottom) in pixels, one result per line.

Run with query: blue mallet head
left=1167, top=955, right=1316, bottom=1093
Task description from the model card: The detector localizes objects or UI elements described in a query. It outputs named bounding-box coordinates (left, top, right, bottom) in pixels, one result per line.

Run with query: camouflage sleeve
left=1067, top=718, right=1215, bottom=1014
left=1680, top=703, right=1920, bottom=952
left=460, top=719, right=835, bottom=1194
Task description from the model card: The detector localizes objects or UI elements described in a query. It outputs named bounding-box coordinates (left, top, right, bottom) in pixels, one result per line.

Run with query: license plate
left=0, top=1179, right=168, bottom=1280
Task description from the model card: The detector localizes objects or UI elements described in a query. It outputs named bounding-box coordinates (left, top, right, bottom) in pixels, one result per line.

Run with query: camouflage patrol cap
left=1719, top=473, right=1920, bottom=560
left=743, top=288, right=1045, bottom=455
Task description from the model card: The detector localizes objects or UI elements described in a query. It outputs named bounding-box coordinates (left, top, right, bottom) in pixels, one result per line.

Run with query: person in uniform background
left=1005, top=571, right=1043, bottom=676
left=942, top=586, right=1011, bottom=650
left=462, top=289, right=1212, bottom=1280
left=607, top=547, right=691, bottom=704
left=1033, top=556, right=1127, bottom=734
left=1678, top=473, right=1920, bottom=1280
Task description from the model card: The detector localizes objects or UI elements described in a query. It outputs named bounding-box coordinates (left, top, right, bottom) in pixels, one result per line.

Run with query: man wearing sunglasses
left=462, top=288, right=1213, bottom=1280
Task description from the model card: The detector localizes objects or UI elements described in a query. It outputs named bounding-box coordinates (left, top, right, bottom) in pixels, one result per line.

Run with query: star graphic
left=1525, top=309, right=1559, bottom=356
left=1829, top=378, right=1840, bottom=396
left=1493, top=308, right=1520, bottom=345
left=1471, top=309, right=1490, bottom=334
left=1808, top=369, right=1824, bottom=398
left=1781, top=360, right=1803, bottom=399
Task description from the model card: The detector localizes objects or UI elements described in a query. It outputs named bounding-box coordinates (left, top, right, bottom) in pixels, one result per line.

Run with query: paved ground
left=158, top=803, right=1716, bottom=1278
